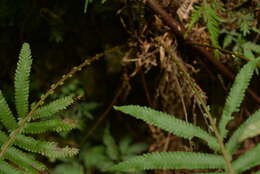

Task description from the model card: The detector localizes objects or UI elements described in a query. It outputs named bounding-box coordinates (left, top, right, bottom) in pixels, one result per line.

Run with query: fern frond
left=23, top=119, right=77, bottom=134
left=219, top=58, right=260, bottom=139
left=32, top=96, right=74, bottom=120
left=103, top=125, right=119, bottom=160
left=0, top=91, right=17, bottom=130
left=187, top=5, right=202, bottom=30
left=232, top=144, right=260, bottom=173
left=0, top=42, right=80, bottom=173
left=202, top=1, right=222, bottom=49
left=114, top=105, right=219, bottom=151
left=14, top=42, right=32, bottom=118
left=226, top=109, right=260, bottom=154
left=14, top=134, right=78, bottom=158
left=107, top=152, right=225, bottom=172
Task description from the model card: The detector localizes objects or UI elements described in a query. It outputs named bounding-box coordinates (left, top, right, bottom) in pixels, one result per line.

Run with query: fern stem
left=0, top=46, right=120, bottom=159
left=161, top=44, right=236, bottom=174
left=200, top=103, right=235, bottom=174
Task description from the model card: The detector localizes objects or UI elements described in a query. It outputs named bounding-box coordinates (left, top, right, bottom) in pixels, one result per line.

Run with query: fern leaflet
left=226, top=109, right=260, bottom=154
left=219, top=58, right=260, bottom=139
left=14, top=43, right=32, bottom=118
left=114, top=105, right=219, bottom=151
left=23, top=119, right=76, bottom=134
left=32, top=96, right=74, bottom=120
left=14, top=134, right=78, bottom=158
left=0, top=160, right=25, bottom=174
left=103, top=124, right=119, bottom=160
left=0, top=91, right=17, bottom=130
left=107, top=152, right=225, bottom=171
left=232, top=144, right=260, bottom=173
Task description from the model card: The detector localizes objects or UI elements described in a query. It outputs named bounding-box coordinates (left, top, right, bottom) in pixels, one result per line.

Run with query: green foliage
left=110, top=58, right=260, bottom=173
left=218, top=58, right=259, bottom=139
left=0, top=91, right=17, bottom=130
left=221, top=8, right=260, bottom=60
left=108, top=152, right=225, bottom=171
left=81, top=125, right=147, bottom=173
left=232, top=144, right=260, bottom=173
left=14, top=43, right=32, bottom=118
left=223, top=32, right=260, bottom=60
left=50, top=78, right=100, bottom=130
left=51, top=161, right=84, bottom=174
left=239, top=119, right=260, bottom=142
left=226, top=109, right=260, bottom=153
left=0, top=43, right=78, bottom=173
left=188, top=0, right=223, bottom=50
left=113, top=105, right=219, bottom=151
left=83, top=0, right=107, bottom=13
left=32, top=96, right=74, bottom=120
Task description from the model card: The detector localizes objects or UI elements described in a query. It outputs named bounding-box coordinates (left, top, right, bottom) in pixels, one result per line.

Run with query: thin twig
left=190, top=42, right=250, bottom=61
left=80, top=74, right=129, bottom=145
left=140, top=70, right=153, bottom=107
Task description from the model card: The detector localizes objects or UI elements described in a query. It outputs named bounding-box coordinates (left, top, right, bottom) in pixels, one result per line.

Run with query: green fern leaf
left=202, top=1, right=222, bottom=49
left=82, top=145, right=112, bottom=169
left=232, top=144, right=260, bottom=173
left=239, top=114, right=260, bottom=142
left=23, top=119, right=77, bottom=134
left=5, top=147, right=46, bottom=173
left=107, top=152, right=225, bottom=172
left=114, top=105, right=219, bottom=151
left=14, top=42, right=32, bottom=118
left=219, top=58, right=260, bottom=139
left=32, top=96, right=74, bottom=120
left=103, top=125, right=119, bottom=160
left=0, top=131, right=75, bottom=160
left=0, top=160, right=25, bottom=174
left=223, top=34, right=234, bottom=48
left=119, top=136, right=132, bottom=155
left=187, top=5, right=202, bottom=30
left=0, top=91, right=17, bottom=130
left=226, top=109, right=260, bottom=154
left=14, top=134, right=78, bottom=158
left=0, top=131, right=43, bottom=174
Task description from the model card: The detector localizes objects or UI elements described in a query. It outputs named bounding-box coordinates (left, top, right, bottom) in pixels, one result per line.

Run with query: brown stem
left=80, top=73, right=130, bottom=145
